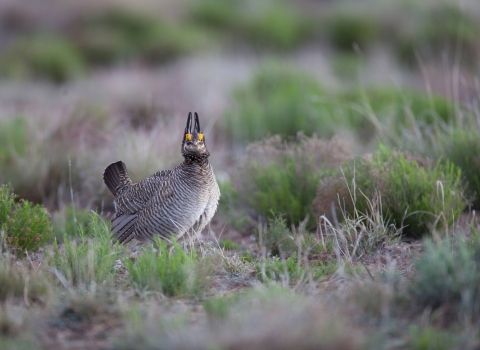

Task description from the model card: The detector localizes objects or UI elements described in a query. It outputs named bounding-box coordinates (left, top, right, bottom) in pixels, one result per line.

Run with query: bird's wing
left=113, top=170, right=172, bottom=214
left=111, top=170, right=173, bottom=243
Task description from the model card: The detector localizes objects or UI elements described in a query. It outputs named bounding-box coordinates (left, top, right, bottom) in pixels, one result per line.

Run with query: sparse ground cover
left=0, top=0, right=480, bottom=348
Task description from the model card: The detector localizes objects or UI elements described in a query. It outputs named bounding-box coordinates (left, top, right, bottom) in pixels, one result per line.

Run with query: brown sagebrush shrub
left=232, top=134, right=352, bottom=228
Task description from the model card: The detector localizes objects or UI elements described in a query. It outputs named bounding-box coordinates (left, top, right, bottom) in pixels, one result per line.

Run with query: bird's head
left=182, top=112, right=210, bottom=162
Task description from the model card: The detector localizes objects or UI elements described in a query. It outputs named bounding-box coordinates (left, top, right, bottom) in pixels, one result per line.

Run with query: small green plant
left=257, top=215, right=296, bottom=257
left=407, top=325, right=459, bottom=350
left=317, top=146, right=467, bottom=238
left=219, top=239, right=238, bottom=251
left=125, top=238, right=208, bottom=297
left=257, top=253, right=336, bottom=284
left=0, top=35, right=87, bottom=83
left=51, top=212, right=121, bottom=288
left=0, top=184, right=52, bottom=255
left=203, top=294, right=241, bottom=320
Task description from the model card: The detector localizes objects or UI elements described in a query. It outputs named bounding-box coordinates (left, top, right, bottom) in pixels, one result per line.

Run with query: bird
left=103, top=112, right=220, bottom=244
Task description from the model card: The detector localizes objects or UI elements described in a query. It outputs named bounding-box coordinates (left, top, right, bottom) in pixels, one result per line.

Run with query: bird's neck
left=182, top=153, right=210, bottom=166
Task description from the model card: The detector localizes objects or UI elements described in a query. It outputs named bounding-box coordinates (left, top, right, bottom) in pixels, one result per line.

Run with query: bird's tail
left=103, top=161, right=132, bottom=196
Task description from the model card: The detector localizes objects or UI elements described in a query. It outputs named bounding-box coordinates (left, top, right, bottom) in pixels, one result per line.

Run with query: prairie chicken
left=103, top=112, right=220, bottom=244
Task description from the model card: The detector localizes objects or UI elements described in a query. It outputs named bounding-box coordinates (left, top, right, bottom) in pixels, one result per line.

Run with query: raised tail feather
left=103, top=161, right=132, bottom=196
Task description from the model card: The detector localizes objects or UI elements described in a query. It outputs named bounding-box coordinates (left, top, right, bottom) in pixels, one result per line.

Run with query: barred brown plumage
left=103, top=112, right=220, bottom=244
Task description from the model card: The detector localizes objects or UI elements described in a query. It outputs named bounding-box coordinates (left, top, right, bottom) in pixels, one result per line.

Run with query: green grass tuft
left=407, top=325, right=459, bottom=350
left=51, top=212, right=122, bottom=288
left=219, top=239, right=238, bottom=251
left=257, top=253, right=336, bottom=284
left=316, top=145, right=467, bottom=238
left=340, top=86, right=455, bottom=141
left=257, top=215, right=296, bottom=257
left=125, top=238, right=208, bottom=297
left=52, top=204, right=95, bottom=242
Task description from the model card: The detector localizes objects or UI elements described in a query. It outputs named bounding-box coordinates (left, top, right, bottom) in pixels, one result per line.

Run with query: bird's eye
left=185, top=133, right=192, bottom=141
left=198, top=134, right=204, bottom=141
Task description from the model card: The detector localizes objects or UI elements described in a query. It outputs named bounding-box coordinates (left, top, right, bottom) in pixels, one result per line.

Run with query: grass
left=125, top=237, right=209, bottom=297
left=0, top=118, right=26, bottom=168
left=432, top=125, right=480, bottom=208
left=52, top=204, right=95, bottom=242
left=257, top=215, right=297, bottom=257
left=316, top=145, right=467, bottom=238
left=226, top=62, right=338, bottom=141
left=340, top=86, right=455, bottom=142
left=51, top=212, right=122, bottom=289
left=317, top=189, right=402, bottom=259
left=226, top=62, right=456, bottom=145
left=257, top=253, right=337, bottom=285
left=219, top=238, right=238, bottom=251
left=0, top=257, right=49, bottom=303
left=407, top=326, right=459, bottom=350
left=117, top=286, right=360, bottom=349
left=0, top=184, right=52, bottom=255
